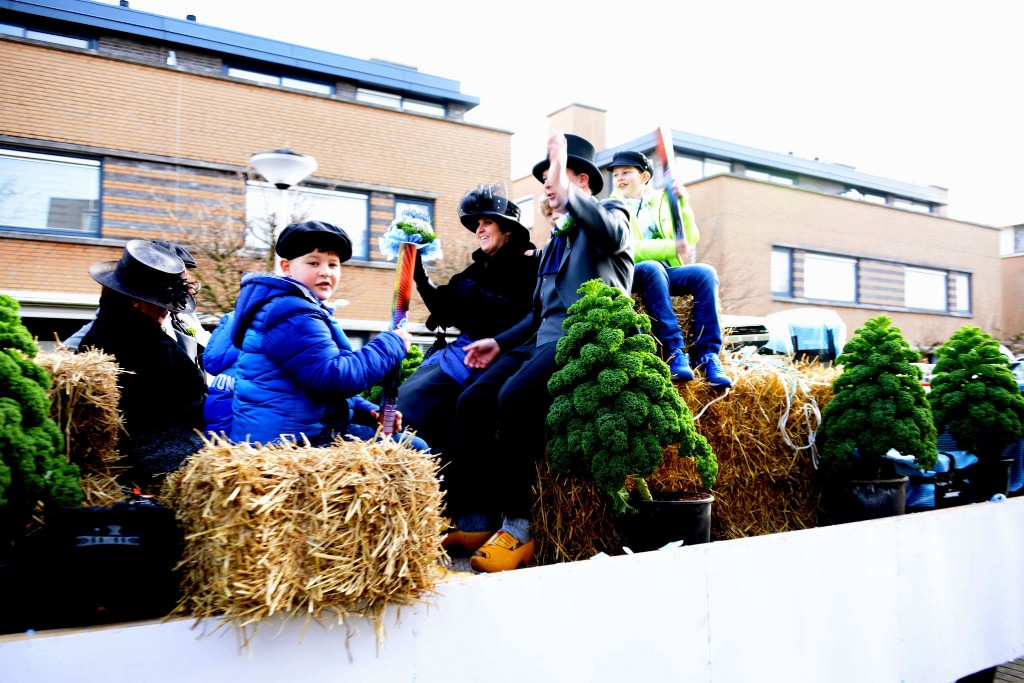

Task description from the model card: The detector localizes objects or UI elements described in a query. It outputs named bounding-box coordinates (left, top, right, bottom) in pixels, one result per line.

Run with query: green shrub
left=928, top=324, right=1024, bottom=460
left=0, top=295, right=81, bottom=542
left=545, top=279, right=716, bottom=514
left=817, top=315, right=937, bottom=481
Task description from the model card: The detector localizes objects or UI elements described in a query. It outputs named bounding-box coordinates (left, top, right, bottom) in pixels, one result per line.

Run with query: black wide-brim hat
left=89, top=239, right=195, bottom=313
left=458, top=184, right=530, bottom=243
left=275, top=220, right=353, bottom=263
left=531, top=133, right=604, bottom=195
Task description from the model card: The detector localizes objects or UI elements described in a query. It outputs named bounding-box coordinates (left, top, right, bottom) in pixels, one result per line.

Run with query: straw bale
left=161, top=434, right=447, bottom=645
left=534, top=354, right=837, bottom=563
left=36, top=347, right=128, bottom=505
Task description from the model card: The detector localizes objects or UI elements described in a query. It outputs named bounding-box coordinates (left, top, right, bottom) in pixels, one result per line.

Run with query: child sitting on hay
left=208, top=221, right=428, bottom=450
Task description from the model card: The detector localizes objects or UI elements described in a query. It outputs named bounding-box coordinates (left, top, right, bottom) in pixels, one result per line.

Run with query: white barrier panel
left=2, top=499, right=1022, bottom=683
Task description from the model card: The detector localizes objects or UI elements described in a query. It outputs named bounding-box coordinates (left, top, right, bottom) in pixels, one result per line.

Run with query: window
left=745, top=168, right=794, bottom=186
left=892, top=198, right=931, bottom=213
left=771, top=248, right=792, bottom=296
left=245, top=183, right=369, bottom=259
left=704, top=158, right=731, bottom=177
left=227, top=67, right=333, bottom=95
left=904, top=267, right=947, bottom=311
left=674, top=155, right=704, bottom=183
left=1015, top=226, right=1024, bottom=254
left=803, top=253, right=856, bottom=302
left=0, top=22, right=91, bottom=48
left=394, top=198, right=434, bottom=227
left=0, top=148, right=100, bottom=234
left=953, top=273, right=971, bottom=313
left=356, top=88, right=445, bottom=116
left=515, top=195, right=535, bottom=230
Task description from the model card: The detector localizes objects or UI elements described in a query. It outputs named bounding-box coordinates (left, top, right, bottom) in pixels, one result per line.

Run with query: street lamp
left=249, top=149, right=318, bottom=190
left=249, top=149, right=317, bottom=273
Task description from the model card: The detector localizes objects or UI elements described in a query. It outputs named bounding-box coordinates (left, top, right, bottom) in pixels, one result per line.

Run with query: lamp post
left=249, top=149, right=318, bottom=273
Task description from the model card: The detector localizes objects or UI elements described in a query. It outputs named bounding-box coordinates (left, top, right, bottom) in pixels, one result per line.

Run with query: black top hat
left=531, top=133, right=604, bottom=195
left=151, top=240, right=197, bottom=269
left=89, top=240, right=195, bottom=313
left=458, top=184, right=530, bottom=243
left=275, top=220, right=353, bottom=263
left=607, top=150, right=653, bottom=176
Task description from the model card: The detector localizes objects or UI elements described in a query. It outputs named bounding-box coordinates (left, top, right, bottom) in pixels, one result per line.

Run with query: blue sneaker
left=668, top=348, right=694, bottom=382
left=698, top=352, right=733, bottom=388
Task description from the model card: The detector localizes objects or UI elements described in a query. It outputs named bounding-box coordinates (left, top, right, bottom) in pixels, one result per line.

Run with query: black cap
left=275, top=221, right=353, bottom=262
left=608, top=150, right=652, bottom=176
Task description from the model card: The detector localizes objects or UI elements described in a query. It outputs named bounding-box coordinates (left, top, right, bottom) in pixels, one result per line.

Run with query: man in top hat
left=441, top=132, right=632, bottom=573
left=607, top=150, right=732, bottom=388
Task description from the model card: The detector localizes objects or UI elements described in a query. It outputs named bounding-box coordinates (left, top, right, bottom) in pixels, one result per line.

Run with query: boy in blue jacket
left=213, top=220, right=426, bottom=449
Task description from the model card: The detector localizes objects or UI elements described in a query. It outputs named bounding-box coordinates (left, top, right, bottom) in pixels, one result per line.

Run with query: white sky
left=96, top=0, right=1024, bottom=227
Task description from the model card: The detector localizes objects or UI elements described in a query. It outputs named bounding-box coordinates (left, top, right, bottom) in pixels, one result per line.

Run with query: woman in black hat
left=397, top=184, right=537, bottom=542
left=80, top=240, right=207, bottom=491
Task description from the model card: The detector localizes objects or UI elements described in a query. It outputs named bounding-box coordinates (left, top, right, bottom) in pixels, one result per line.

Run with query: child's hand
left=372, top=409, right=404, bottom=432
left=675, top=238, right=692, bottom=263
left=392, top=325, right=413, bottom=350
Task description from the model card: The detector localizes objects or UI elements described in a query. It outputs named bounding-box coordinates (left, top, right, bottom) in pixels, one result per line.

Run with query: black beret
left=275, top=221, right=353, bottom=262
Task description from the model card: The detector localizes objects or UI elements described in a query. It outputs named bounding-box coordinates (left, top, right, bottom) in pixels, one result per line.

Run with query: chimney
left=546, top=103, right=607, bottom=151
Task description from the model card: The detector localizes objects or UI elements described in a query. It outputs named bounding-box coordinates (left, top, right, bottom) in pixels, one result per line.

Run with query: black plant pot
left=831, top=477, right=908, bottom=524
left=623, top=492, right=714, bottom=552
left=967, top=458, right=1014, bottom=503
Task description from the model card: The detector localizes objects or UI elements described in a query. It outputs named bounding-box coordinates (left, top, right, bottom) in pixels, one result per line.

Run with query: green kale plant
left=0, top=295, right=82, bottom=543
left=362, top=343, right=424, bottom=405
left=928, top=324, right=1024, bottom=461
left=816, top=315, right=937, bottom=481
left=545, top=279, right=717, bottom=514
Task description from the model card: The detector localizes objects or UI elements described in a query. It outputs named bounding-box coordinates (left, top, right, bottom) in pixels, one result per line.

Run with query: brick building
left=0, top=0, right=510, bottom=346
left=512, top=105, right=1010, bottom=352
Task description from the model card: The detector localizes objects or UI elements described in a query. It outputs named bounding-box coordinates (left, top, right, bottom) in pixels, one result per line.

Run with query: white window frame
left=803, top=253, right=856, bottom=302
left=0, top=147, right=101, bottom=235
left=771, top=248, right=792, bottom=296
left=245, top=182, right=370, bottom=259
left=904, top=267, right=947, bottom=311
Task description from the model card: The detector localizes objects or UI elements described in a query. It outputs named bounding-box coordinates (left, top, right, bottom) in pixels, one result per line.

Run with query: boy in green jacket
left=608, top=150, right=732, bottom=387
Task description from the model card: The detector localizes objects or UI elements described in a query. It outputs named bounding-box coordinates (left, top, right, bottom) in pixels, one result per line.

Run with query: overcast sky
left=97, top=0, right=1024, bottom=227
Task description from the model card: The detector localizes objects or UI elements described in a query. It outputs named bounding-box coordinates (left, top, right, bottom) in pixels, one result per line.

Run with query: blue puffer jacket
left=227, top=273, right=407, bottom=445
left=202, top=311, right=240, bottom=436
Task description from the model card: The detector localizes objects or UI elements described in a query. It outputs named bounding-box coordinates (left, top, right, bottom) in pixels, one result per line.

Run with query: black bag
left=26, top=495, right=184, bottom=630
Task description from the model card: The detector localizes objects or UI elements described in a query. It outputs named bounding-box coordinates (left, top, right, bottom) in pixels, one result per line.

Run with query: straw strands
left=36, top=347, right=127, bottom=506
left=160, top=434, right=447, bottom=645
left=534, top=355, right=837, bottom=563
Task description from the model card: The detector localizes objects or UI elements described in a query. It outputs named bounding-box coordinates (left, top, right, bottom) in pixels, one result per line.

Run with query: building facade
left=0, top=0, right=509, bottom=346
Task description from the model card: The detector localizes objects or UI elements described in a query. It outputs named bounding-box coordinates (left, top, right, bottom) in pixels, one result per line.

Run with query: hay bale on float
left=36, top=347, right=127, bottom=506
left=160, top=434, right=447, bottom=644
left=533, top=355, right=837, bottom=564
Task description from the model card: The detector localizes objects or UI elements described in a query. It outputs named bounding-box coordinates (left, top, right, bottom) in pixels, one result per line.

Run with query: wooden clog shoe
left=470, top=531, right=535, bottom=573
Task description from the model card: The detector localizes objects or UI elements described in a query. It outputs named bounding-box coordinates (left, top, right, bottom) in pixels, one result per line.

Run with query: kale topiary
left=546, top=279, right=716, bottom=514
left=816, top=315, right=937, bottom=481
left=0, top=295, right=82, bottom=544
left=362, top=343, right=424, bottom=406
left=928, top=324, right=1024, bottom=461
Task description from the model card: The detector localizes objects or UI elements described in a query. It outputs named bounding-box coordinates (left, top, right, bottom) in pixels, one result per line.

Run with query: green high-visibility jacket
left=609, top=186, right=699, bottom=267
